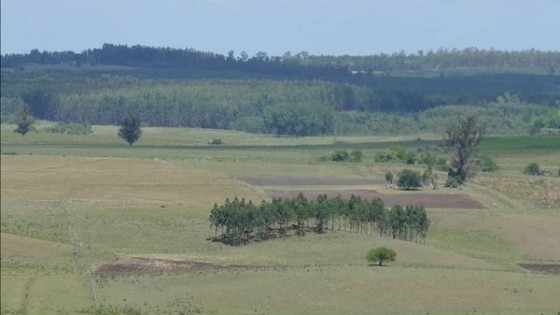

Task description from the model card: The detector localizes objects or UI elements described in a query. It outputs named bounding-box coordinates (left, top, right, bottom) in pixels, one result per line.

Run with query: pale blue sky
left=1, top=0, right=559, bottom=56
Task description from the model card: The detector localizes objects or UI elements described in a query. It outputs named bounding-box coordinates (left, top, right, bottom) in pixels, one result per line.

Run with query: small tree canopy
left=385, top=171, right=394, bottom=184
left=524, top=162, right=542, bottom=176
left=13, top=104, right=34, bottom=136
left=118, top=115, right=142, bottom=145
left=397, top=169, right=422, bottom=190
left=366, top=247, right=396, bottom=266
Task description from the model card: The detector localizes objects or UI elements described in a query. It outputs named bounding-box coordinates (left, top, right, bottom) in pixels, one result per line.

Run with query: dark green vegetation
left=366, top=247, right=397, bottom=266
left=330, top=149, right=363, bottom=162
left=524, top=162, right=544, bottom=176
left=118, top=115, right=142, bottom=145
left=210, top=194, right=429, bottom=245
left=2, top=45, right=559, bottom=136
left=397, top=169, right=423, bottom=190
left=13, top=104, right=34, bottom=136
left=444, top=115, right=486, bottom=186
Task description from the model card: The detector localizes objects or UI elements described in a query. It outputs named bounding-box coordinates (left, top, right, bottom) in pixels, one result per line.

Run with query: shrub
left=366, top=247, right=396, bottom=266
left=405, top=152, right=417, bottom=164
left=524, top=162, right=542, bottom=176
left=331, top=150, right=350, bottom=161
left=397, top=169, right=423, bottom=190
left=389, top=146, right=408, bottom=159
left=385, top=171, right=394, bottom=185
left=477, top=155, right=499, bottom=172
left=209, top=138, right=223, bottom=145
left=374, top=151, right=395, bottom=162
left=445, top=174, right=462, bottom=188
left=349, top=150, right=363, bottom=162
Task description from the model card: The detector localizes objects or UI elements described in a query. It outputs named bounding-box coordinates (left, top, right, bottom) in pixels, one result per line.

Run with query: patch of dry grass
left=1, top=155, right=265, bottom=206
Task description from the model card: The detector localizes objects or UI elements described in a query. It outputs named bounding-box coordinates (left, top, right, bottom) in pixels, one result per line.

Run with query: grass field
left=1, top=125, right=559, bottom=315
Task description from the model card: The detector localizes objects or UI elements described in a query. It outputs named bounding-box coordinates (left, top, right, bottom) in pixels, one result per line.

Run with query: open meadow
left=1, top=124, right=559, bottom=315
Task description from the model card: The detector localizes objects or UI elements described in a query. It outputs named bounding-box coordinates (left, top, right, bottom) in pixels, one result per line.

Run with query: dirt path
left=265, top=189, right=485, bottom=209
left=95, top=257, right=265, bottom=274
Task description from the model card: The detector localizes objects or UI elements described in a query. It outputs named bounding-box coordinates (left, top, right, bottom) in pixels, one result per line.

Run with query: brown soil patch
left=265, top=189, right=485, bottom=209
left=518, top=263, right=560, bottom=275
left=95, top=257, right=263, bottom=274
left=237, top=175, right=384, bottom=186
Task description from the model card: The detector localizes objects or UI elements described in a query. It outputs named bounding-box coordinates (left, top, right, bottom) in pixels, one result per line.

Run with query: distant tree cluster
left=306, top=48, right=560, bottom=73
left=1, top=44, right=345, bottom=77
left=2, top=46, right=558, bottom=136
left=330, top=150, right=363, bottom=162
left=209, top=194, right=430, bottom=246
left=3, top=45, right=558, bottom=76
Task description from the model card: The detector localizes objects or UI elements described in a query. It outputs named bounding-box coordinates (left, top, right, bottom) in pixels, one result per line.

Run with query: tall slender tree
left=444, top=115, right=486, bottom=186
left=13, top=104, right=34, bottom=136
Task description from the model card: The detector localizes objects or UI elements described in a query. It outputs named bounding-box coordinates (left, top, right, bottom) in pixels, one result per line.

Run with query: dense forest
left=1, top=45, right=559, bottom=136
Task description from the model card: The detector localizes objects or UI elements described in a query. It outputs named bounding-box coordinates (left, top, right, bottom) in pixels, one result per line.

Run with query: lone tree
left=444, top=115, right=486, bottom=187
left=366, top=247, right=396, bottom=266
left=13, top=104, right=34, bottom=136
left=385, top=171, right=394, bottom=186
left=397, top=169, right=422, bottom=190
left=118, top=115, right=142, bottom=145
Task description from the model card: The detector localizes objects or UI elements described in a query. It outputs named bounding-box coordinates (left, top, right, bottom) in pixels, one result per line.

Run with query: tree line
left=209, top=194, right=430, bottom=246
left=2, top=72, right=558, bottom=136
left=3, top=45, right=559, bottom=75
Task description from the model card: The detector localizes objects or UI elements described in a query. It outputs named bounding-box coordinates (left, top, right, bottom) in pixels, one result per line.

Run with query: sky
left=1, top=0, right=560, bottom=56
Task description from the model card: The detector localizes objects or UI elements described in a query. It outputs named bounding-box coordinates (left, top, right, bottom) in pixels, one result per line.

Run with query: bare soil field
left=265, top=189, right=486, bottom=209
left=518, top=263, right=560, bottom=275
left=95, top=257, right=265, bottom=274
left=236, top=175, right=384, bottom=186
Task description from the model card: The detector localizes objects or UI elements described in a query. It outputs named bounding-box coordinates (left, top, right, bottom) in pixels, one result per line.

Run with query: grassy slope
left=1, top=125, right=559, bottom=314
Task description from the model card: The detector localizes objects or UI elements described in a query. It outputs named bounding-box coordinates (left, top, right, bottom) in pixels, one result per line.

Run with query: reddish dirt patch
left=95, top=257, right=263, bottom=274
left=518, top=263, right=560, bottom=274
left=236, top=175, right=384, bottom=186
left=265, top=189, right=485, bottom=209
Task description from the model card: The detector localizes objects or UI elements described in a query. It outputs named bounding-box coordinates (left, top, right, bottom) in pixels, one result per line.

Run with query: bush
left=389, top=146, right=407, bottom=159
left=366, top=247, right=396, bottom=266
left=385, top=171, right=394, bottom=185
left=349, top=150, right=363, bottom=162
left=397, top=169, right=423, bottom=190
left=405, top=152, right=417, bottom=164
left=524, top=162, right=543, bottom=176
left=331, top=150, right=350, bottom=161
left=477, top=155, right=499, bottom=172
left=445, top=173, right=462, bottom=188
left=374, top=151, right=396, bottom=162
left=209, top=138, right=223, bottom=145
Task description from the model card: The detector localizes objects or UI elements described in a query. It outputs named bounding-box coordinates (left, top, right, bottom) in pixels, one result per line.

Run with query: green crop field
left=1, top=124, right=559, bottom=315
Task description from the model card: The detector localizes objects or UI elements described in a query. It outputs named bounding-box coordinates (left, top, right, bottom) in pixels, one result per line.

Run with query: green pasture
left=1, top=124, right=559, bottom=314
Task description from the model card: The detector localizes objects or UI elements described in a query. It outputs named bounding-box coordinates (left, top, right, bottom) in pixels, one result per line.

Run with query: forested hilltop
left=2, top=45, right=559, bottom=136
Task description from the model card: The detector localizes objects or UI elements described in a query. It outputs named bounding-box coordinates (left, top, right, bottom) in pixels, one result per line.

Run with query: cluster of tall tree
left=209, top=194, right=430, bottom=245
left=3, top=45, right=558, bottom=75
left=0, top=44, right=345, bottom=77
left=2, top=45, right=558, bottom=136
left=306, top=48, right=560, bottom=74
